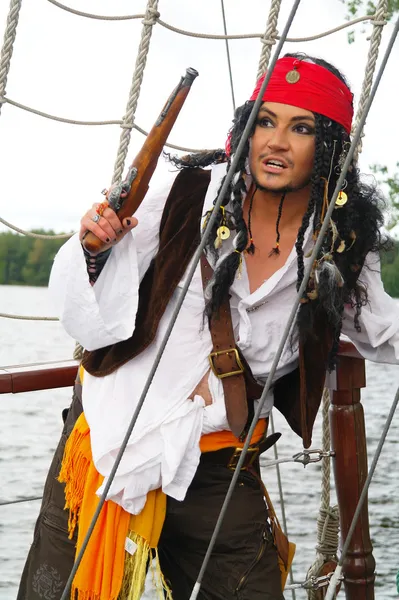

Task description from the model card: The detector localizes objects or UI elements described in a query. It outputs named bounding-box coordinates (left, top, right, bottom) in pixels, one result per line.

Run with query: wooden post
left=328, top=342, right=375, bottom=599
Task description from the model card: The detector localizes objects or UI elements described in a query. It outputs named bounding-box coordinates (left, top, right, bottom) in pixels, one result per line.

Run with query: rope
left=0, top=0, right=22, bottom=118
left=43, top=1, right=383, bottom=43
left=270, top=412, right=296, bottom=600
left=73, top=342, right=84, bottom=361
left=0, top=496, right=42, bottom=506
left=0, top=96, right=202, bottom=151
left=352, top=0, right=388, bottom=161
left=257, top=0, right=282, bottom=78
left=220, top=0, right=235, bottom=112
left=111, top=0, right=159, bottom=184
left=0, top=311, right=58, bottom=321
left=0, top=215, right=73, bottom=239
left=46, top=0, right=145, bottom=21
left=146, top=15, right=385, bottom=43
left=307, top=389, right=339, bottom=599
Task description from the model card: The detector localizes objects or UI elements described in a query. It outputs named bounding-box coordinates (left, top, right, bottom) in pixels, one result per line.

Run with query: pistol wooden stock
left=82, top=67, right=199, bottom=254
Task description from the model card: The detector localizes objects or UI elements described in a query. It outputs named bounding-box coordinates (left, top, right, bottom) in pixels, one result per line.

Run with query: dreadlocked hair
left=166, top=102, right=257, bottom=319
left=165, top=149, right=226, bottom=169
left=202, top=102, right=257, bottom=318
left=289, top=53, right=388, bottom=368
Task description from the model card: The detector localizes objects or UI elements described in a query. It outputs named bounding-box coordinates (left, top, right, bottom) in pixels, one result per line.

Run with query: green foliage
left=381, top=240, right=399, bottom=297
left=342, top=0, right=399, bottom=20
left=370, top=162, right=399, bottom=229
left=0, top=230, right=70, bottom=286
left=342, top=0, right=398, bottom=42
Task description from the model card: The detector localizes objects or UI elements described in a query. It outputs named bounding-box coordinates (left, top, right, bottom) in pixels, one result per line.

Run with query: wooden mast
left=328, top=342, right=375, bottom=599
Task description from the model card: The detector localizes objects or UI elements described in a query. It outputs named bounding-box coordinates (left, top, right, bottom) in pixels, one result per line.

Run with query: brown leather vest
left=83, top=167, right=333, bottom=448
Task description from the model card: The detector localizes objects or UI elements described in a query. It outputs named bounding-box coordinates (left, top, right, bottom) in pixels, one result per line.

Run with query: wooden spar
left=328, top=341, right=375, bottom=599
left=0, top=362, right=78, bottom=394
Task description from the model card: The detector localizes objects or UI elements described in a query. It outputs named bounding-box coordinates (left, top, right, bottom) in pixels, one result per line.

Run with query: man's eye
left=294, top=124, right=314, bottom=135
left=257, top=118, right=273, bottom=128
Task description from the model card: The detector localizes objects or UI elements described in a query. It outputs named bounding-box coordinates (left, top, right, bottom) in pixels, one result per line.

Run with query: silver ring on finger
left=91, top=214, right=101, bottom=224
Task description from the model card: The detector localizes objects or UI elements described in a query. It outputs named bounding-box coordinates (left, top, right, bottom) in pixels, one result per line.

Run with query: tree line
left=0, top=229, right=399, bottom=297
left=0, top=230, right=71, bottom=287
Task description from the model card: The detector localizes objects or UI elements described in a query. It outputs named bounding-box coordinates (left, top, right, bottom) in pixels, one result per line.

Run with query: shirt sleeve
left=342, top=252, right=399, bottom=364
left=48, top=170, right=178, bottom=351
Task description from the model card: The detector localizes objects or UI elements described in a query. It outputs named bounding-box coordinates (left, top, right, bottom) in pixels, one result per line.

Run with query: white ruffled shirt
left=49, top=163, right=399, bottom=514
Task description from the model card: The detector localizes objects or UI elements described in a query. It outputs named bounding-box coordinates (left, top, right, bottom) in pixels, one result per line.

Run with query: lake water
left=0, top=285, right=398, bottom=599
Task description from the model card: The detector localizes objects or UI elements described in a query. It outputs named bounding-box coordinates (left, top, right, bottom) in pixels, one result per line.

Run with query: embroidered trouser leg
left=158, top=460, right=284, bottom=600
left=16, top=384, right=83, bottom=600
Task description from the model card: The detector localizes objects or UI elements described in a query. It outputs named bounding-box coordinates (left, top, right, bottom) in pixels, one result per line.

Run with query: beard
left=250, top=168, right=312, bottom=196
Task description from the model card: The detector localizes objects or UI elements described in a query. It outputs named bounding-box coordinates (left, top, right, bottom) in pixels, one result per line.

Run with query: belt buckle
left=208, top=348, right=244, bottom=379
left=228, top=446, right=259, bottom=470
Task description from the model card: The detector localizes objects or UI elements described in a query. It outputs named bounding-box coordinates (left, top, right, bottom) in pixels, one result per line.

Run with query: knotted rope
left=111, top=0, right=159, bottom=185
left=0, top=0, right=22, bottom=118
left=352, top=0, right=388, bottom=162
left=257, top=0, right=283, bottom=78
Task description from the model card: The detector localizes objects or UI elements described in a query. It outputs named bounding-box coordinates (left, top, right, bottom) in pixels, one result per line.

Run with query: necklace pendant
left=335, top=191, right=348, bottom=207
left=216, top=225, right=230, bottom=240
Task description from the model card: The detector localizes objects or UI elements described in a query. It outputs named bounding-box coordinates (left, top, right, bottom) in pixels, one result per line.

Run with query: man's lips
left=261, top=156, right=290, bottom=174
left=262, top=156, right=289, bottom=168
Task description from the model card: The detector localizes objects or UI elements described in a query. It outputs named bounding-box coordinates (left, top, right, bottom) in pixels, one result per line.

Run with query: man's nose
left=266, top=128, right=289, bottom=151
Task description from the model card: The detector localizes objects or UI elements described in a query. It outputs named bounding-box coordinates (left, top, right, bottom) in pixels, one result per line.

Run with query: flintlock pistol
left=82, top=67, right=199, bottom=254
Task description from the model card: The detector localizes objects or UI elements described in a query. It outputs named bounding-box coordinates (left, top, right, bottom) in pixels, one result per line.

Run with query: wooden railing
left=327, top=342, right=375, bottom=599
left=0, top=343, right=375, bottom=599
left=0, top=361, right=78, bottom=394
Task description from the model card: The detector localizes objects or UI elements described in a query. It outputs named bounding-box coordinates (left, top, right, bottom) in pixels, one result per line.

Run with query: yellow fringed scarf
left=58, top=411, right=170, bottom=600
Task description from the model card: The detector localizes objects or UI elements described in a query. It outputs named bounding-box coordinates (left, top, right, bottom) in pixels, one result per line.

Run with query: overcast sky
left=0, top=0, right=398, bottom=234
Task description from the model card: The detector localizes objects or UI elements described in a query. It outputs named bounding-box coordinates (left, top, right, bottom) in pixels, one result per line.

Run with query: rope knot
left=142, top=8, right=160, bottom=26
left=370, top=19, right=388, bottom=26
left=120, top=121, right=134, bottom=130
left=261, top=31, right=277, bottom=47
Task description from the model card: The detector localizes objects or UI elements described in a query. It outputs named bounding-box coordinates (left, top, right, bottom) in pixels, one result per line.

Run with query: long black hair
left=167, top=53, right=387, bottom=368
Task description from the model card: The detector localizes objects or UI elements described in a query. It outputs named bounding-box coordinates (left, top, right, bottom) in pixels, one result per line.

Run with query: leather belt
left=201, top=253, right=254, bottom=440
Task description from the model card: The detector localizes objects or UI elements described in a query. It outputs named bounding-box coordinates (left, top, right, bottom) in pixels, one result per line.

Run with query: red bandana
left=225, top=57, right=353, bottom=155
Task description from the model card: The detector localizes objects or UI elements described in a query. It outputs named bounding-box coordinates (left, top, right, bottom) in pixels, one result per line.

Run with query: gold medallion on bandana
left=286, top=70, right=300, bottom=84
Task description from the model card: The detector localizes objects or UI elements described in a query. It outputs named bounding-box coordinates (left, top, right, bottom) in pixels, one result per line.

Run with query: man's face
left=248, top=101, right=316, bottom=194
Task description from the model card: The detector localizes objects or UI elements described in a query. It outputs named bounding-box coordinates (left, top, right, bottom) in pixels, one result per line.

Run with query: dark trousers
left=159, top=460, right=284, bottom=600
left=17, top=389, right=284, bottom=600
